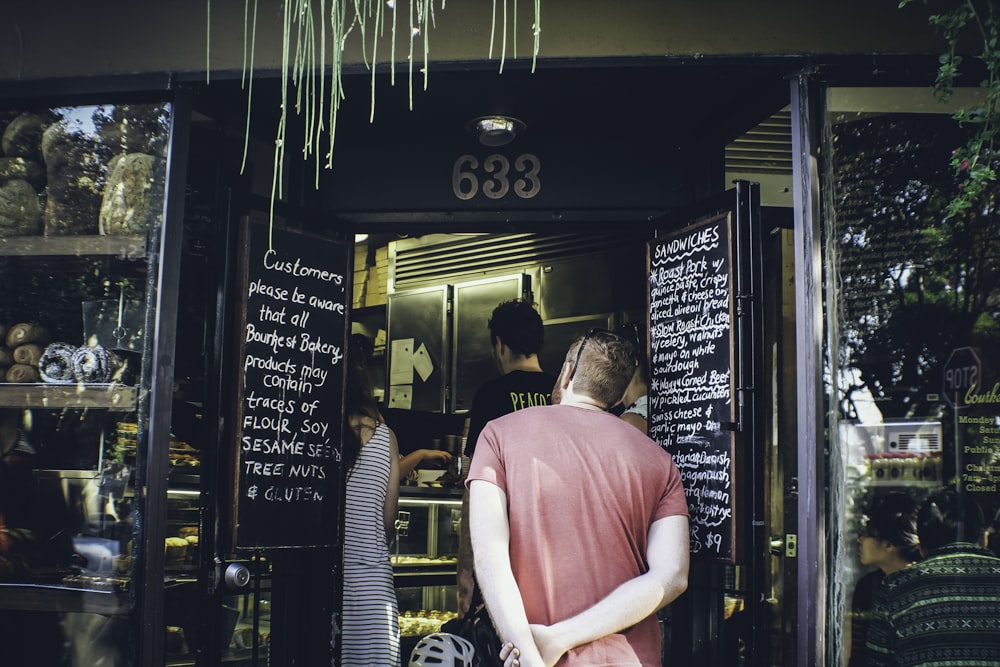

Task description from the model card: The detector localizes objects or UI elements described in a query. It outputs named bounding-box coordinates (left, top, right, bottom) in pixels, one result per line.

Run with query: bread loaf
left=6, top=363, right=40, bottom=382
left=12, top=343, right=42, bottom=366
left=6, top=323, right=49, bottom=348
left=164, top=537, right=188, bottom=561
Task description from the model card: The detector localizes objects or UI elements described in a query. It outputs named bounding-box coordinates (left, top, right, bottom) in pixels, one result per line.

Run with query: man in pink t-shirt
left=468, top=329, right=689, bottom=667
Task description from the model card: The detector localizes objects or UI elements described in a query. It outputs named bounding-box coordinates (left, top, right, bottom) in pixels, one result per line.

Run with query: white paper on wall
left=388, top=385, right=413, bottom=410
left=412, top=343, right=434, bottom=382
left=390, top=338, right=414, bottom=385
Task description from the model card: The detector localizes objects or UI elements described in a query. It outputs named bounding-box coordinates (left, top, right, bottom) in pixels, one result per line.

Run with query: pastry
left=177, top=526, right=199, bottom=539
left=164, top=537, right=187, bottom=561
left=12, top=343, right=42, bottom=366
left=39, top=343, right=76, bottom=383
left=5, top=322, right=49, bottom=348
left=71, top=344, right=121, bottom=383
left=5, top=363, right=40, bottom=383
left=112, top=555, right=132, bottom=575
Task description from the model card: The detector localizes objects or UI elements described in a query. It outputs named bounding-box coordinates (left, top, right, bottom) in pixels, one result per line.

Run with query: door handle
left=769, top=534, right=797, bottom=558
left=224, top=562, right=252, bottom=589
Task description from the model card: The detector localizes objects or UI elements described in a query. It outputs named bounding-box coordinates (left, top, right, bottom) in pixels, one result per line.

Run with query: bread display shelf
left=391, top=556, right=458, bottom=567
left=0, top=235, right=146, bottom=258
left=165, top=647, right=267, bottom=667
left=0, top=581, right=130, bottom=615
left=393, top=570, right=457, bottom=587
left=392, top=556, right=458, bottom=587
left=0, top=383, right=138, bottom=410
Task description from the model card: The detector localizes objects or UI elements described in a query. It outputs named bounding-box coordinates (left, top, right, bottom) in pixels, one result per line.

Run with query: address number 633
left=452, top=153, right=541, bottom=201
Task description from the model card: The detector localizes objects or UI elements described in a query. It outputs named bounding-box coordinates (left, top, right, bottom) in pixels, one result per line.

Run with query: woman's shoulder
left=349, top=413, right=382, bottom=429
left=348, top=414, right=383, bottom=443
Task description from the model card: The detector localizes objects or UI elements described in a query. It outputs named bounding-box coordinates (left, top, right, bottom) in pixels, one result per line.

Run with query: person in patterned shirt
left=848, top=492, right=921, bottom=667
left=865, top=486, right=1000, bottom=666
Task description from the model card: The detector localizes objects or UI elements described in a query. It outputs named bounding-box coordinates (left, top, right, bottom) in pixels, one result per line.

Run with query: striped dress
left=341, top=422, right=400, bottom=666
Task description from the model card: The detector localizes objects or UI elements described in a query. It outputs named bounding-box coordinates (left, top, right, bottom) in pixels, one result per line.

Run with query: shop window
left=822, top=87, right=999, bottom=666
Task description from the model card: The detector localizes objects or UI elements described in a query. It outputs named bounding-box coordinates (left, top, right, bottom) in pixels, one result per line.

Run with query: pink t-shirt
left=467, top=404, right=688, bottom=666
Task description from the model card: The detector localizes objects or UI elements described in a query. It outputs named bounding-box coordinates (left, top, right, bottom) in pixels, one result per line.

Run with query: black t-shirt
left=849, top=569, right=885, bottom=667
left=464, top=370, right=557, bottom=457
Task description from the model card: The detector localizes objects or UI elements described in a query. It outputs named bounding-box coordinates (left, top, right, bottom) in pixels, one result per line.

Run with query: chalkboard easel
left=648, top=211, right=739, bottom=563
left=227, top=220, right=350, bottom=550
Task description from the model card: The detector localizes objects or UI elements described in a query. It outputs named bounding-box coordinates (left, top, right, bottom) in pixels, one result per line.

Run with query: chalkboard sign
left=648, top=212, right=738, bottom=562
left=230, top=220, right=349, bottom=549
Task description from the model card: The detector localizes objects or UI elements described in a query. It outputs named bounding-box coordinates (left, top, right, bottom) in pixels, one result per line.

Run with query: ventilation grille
left=393, top=232, right=644, bottom=289
left=890, top=431, right=942, bottom=453
left=725, top=109, right=792, bottom=176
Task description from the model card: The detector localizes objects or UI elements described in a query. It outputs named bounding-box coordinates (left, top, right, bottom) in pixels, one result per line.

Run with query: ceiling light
left=467, top=116, right=526, bottom=146
left=354, top=233, right=369, bottom=242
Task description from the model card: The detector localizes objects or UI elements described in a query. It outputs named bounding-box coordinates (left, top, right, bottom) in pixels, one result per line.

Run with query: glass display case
left=0, top=98, right=178, bottom=665
left=392, top=488, right=462, bottom=641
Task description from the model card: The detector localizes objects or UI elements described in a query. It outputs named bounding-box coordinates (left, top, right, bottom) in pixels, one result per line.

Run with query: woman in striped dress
left=341, top=347, right=401, bottom=665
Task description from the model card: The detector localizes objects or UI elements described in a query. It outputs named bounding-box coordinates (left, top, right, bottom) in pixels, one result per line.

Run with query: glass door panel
left=822, top=86, right=1000, bottom=667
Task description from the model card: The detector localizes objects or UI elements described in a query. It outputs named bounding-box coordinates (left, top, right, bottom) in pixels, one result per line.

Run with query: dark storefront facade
left=0, top=2, right=996, bottom=666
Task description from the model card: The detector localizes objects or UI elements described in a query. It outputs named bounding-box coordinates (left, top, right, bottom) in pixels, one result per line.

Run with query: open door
left=185, top=203, right=352, bottom=667
left=649, top=181, right=792, bottom=666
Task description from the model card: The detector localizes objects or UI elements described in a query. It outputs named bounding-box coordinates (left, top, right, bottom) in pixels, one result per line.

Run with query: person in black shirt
left=458, top=299, right=557, bottom=614
left=463, top=300, right=557, bottom=458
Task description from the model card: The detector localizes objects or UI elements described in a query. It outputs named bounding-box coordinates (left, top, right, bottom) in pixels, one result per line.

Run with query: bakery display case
left=0, top=97, right=187, bottom=665
left=393, top=488, right=462, bottom=640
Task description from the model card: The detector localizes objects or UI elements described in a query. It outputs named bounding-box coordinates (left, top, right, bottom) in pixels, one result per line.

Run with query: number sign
left=452, top=153, right=541, bottom=201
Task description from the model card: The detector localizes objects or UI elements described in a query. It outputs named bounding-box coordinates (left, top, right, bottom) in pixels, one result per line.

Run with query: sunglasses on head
left=568, top=326, right=639, bottom=382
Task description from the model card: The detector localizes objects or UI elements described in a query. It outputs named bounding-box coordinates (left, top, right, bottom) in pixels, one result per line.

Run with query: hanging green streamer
left=219, top=0, right=546, bottom=242
left=206, top=0, right=211, bottom=84
left=240, top=0, right=258, bottom=176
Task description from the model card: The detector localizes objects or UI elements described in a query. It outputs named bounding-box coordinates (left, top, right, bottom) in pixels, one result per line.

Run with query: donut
left=71, top=344, right=121, bottom=383
left=39, top=343, right=77, bottom=383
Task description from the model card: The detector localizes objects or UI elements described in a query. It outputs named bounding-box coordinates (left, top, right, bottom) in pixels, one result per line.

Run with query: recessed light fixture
left=466, top=116, right=526, bottom=146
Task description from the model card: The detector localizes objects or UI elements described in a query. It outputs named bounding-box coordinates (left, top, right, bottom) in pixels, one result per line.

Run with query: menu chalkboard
left=648, top=212, right=738, bottom=562
left=230, top=221, right=349, bottom=549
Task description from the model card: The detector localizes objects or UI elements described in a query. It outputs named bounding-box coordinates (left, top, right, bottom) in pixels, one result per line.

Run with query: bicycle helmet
left=408, top=632, right=476, bottom=667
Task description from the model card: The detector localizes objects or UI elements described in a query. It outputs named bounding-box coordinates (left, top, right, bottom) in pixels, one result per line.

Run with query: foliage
left=899, top=0, right=1000, bottom=218
left=831, top=114, right=999, bottom=420
left=207, top=0, right=542, bottom=236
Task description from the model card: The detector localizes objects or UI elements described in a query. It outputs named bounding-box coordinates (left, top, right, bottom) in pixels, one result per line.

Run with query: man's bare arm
left=530, top=515, right=690, bottom=665
left=469, top=479, right=546, bottom=667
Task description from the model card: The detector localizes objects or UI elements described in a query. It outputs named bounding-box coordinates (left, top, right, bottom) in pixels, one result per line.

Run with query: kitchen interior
left=350, top=227, right=650, bottom=641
